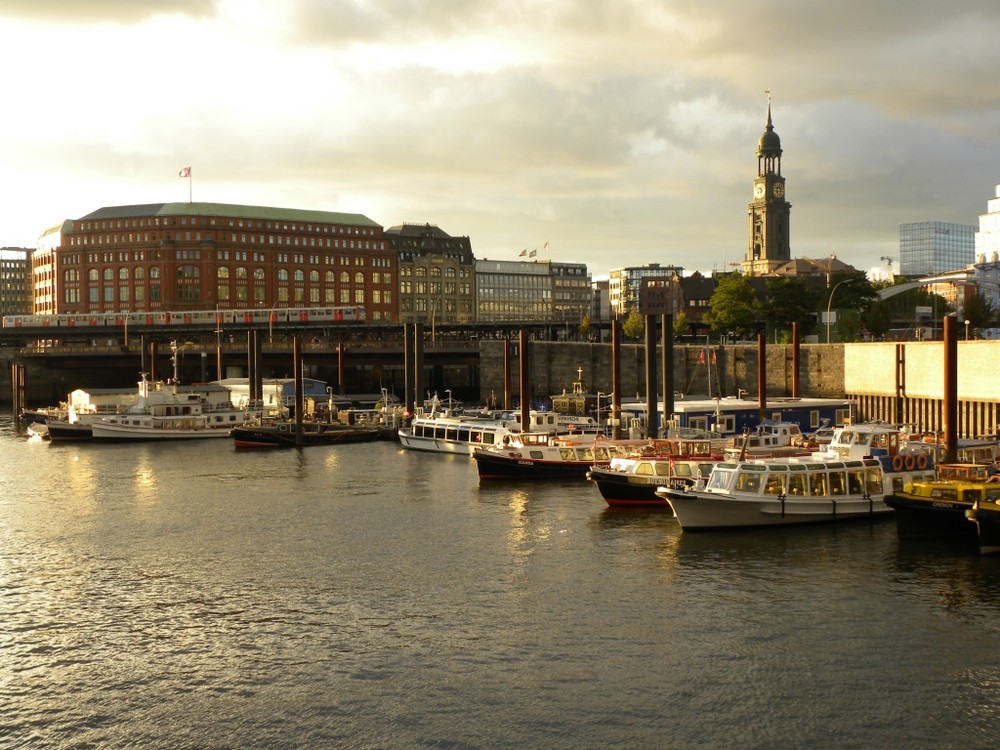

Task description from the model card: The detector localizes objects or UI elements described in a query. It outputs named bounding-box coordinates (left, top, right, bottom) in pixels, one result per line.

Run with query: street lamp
left=965, top=319, right=971, bottom=341
left=826, top=279, right=849, bottom=344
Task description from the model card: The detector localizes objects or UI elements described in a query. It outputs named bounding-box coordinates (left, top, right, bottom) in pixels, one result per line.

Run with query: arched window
left=340, top=271, right=349, bottom=284
left=355, top=272, right=363, bottom=284
left=119, top=267, right=128, bottom=280
left=278, top=268, right=289, bottom=281
left=309, top=270, right=319, bottom=282
left=218, top=266, right=230, bottom=279
left=134, top=267, right=145, bottom=280
left=254, top=268, right=265, bottom=280
left=236, top=267, right=247, bottom=279
left=88, top=269, right=98, bottom=282
left=294, top=269, right=304, bottom=282
left=150, top=266, right=160, bottom=279
left=325, top=271, right=334, bottom=283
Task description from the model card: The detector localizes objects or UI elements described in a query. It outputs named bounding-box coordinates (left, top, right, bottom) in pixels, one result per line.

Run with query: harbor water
left=2, top=412, right=999, bottom=749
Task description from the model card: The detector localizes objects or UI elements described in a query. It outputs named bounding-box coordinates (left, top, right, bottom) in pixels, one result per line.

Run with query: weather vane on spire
left=764, top=89, right=772, bottom=105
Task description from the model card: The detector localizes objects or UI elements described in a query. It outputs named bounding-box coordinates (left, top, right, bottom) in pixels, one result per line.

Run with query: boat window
left=697, top=464, right=713, bottom=478
left=847, top=470, right=864, bottom=495
left=809, top=473, right=827, bottom=496
left=961, top=489, right=982, bottom=503
left=446, top=428, right=458, bottom=441
left=482, top=432, right=495, bottom=445
left=529, top=450, right=544, bottom=459
left=672, top=463, right=692, bottom=478
left=706, top=468, right=734, bottom=492
left=560, top=448, right=575, bottom=460
left=471, top=432, right=482, bottom=444
left=763, top=475, right=785, bottom=495
left=458, top=429, right=470, bottom=442
left=931, top=488, right=957, bottom=501
left=580, top=448, right=594, bottom=461
left=594, top=447, right=609, bottom=460
left=865, top=468, right=882, bottom=494
left=636, top=462, right=653, bottom=476
left=787, top=474, right=807, bottom=496
left=829, top=471, right=847, bottom=495
left=735, top=471, right=762, bottom=494
left=986, top=488, right=1000, bottom=502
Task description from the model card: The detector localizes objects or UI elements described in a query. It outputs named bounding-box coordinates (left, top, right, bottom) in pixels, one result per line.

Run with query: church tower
left=745, top=93, right=791, bottom=275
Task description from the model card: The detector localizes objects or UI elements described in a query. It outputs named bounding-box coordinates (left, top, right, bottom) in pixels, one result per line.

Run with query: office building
left=899, top=221, right=975, bottom=277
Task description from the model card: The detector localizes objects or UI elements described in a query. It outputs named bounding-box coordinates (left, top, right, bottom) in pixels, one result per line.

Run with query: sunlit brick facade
left=32, top=202, right=398, bottom=321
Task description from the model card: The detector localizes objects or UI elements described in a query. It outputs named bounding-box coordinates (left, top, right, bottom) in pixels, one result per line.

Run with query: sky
left=2, top=1, right=1000, bottom=279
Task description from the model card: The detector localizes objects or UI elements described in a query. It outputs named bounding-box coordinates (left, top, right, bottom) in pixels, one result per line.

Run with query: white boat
left=657, top=421, right=936, bottom=531
left=398, top=397, right=600, bottom=456
left=722, top=420, right=813, bottom=461
left=90, top=374, right=255, bottom=441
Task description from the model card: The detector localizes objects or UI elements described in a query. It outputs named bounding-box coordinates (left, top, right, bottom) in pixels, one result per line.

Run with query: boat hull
left=586, top=470, right=674, bottom=507
left=661, top=488, right=892, bottom=531
left=90, top=424, right=235, bottom=441
left=473, top=451, right=593, bottom=480
left=232, top=423, right=382, bottom=448
left=969, top=502, right=1000, bottom=555
left=884, top=494, right=977, bottom=541
left=46, top=420, right=94, bottom=441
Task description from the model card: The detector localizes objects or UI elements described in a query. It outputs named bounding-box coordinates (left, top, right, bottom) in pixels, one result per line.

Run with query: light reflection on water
left=1, top=413, right=1000, bottom=748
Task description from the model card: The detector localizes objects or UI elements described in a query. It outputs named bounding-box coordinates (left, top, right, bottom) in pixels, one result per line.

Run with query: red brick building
left=33, top=202, right=398, bottom=321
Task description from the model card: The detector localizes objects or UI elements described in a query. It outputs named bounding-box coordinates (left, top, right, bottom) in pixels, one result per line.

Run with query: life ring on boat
left=903, top=454, right=916, bottom=471
left=891, top=454, right=904, bottom=471
left=916, top=453, right=928, bottom=470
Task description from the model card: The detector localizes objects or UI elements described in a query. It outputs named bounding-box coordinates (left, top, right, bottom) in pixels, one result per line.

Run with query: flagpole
left=189, top=170, right=193, bottom=203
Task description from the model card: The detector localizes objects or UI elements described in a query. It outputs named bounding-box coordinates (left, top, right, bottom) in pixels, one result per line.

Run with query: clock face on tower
left=754, top=184, right=765, bottom=198
left=773, top=183, right=784, bottom=198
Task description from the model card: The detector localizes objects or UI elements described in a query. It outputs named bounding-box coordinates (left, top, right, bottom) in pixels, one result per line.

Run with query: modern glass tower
left=898, top=221, right=975, bottom=277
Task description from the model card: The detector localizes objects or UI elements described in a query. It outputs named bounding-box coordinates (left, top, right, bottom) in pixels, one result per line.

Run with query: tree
left=760, top=277, right=822, bottom=339
left=961, top=290, right=995, bottom=334
left=579, top=312, right=592, bottom=340
left=702, top=273, right=758, bottom=338
left=823, top=271, right=878, bottom=342
left=672, top=311, right=689, bottom=339
left=621, top=307, right=644, bottom=339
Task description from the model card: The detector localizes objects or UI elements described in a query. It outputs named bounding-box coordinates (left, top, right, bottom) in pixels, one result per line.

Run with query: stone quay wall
left=479, top=340, right=846, bottom=405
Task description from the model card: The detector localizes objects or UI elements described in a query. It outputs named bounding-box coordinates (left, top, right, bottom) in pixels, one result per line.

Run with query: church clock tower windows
left=745, top=92, right=791, bottom=275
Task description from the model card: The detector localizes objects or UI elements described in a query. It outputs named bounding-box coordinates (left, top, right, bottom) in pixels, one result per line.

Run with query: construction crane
left=880, top=256, right=896, bottom=279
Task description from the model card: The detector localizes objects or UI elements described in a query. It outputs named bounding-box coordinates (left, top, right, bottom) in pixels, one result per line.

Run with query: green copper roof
left=76, top=202, right=381, bottom=228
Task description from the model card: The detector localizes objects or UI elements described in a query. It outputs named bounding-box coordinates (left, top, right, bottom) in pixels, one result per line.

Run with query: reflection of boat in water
left=231, top=421, right=385, bottom=448
left=885, top=463, right=997, bottom=541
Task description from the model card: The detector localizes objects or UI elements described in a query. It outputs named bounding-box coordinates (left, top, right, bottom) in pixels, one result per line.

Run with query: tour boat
left=721, top=420, right=814, bottom=461
left=657, top=422, right=936, bottom=531
left=90, top=375, right=255, bottom=441
left=658, top=455, right=906, bottom=531
left=586, top=437, right=725, bottom=507
left=884, top=462, right=997, bottom=541
left=472, top=434, right=649, bottom=480
left=398, top=397, right=601, bottom=456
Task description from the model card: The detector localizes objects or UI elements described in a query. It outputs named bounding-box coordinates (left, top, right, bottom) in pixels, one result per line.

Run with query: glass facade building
left=899, top=221, right=975, bottom=277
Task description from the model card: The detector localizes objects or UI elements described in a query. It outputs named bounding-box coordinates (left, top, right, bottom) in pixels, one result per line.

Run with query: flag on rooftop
left=529, top=249, right=537, bottom=257
left=178, top=167, right=191, bottom=178
left=519, top=249, right=527, bottom=256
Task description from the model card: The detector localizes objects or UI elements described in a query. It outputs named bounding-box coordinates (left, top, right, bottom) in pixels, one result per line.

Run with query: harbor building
left=475, top=258, right=591, bottom=324
left=0, top=248, right=32, bottom=316
left=899, top=221, right=975, bottom=277
left=608, top=263, right=683, bottom=318
left=31, top=202, right=398, bottom=322
left=384, top=223, right=476, bottom=325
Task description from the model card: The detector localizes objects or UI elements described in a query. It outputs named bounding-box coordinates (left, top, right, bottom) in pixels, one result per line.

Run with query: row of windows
left=78, top=217, right=380, bottom=237
left=399, top=266, right=469, bottom=278
left=71, top=232, right=386, bottom=251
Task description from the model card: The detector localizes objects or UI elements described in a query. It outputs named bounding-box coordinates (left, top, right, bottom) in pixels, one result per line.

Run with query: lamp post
left=826, top=279, right=849, bottom=344
left=965, top=319, right=971, bottom=341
